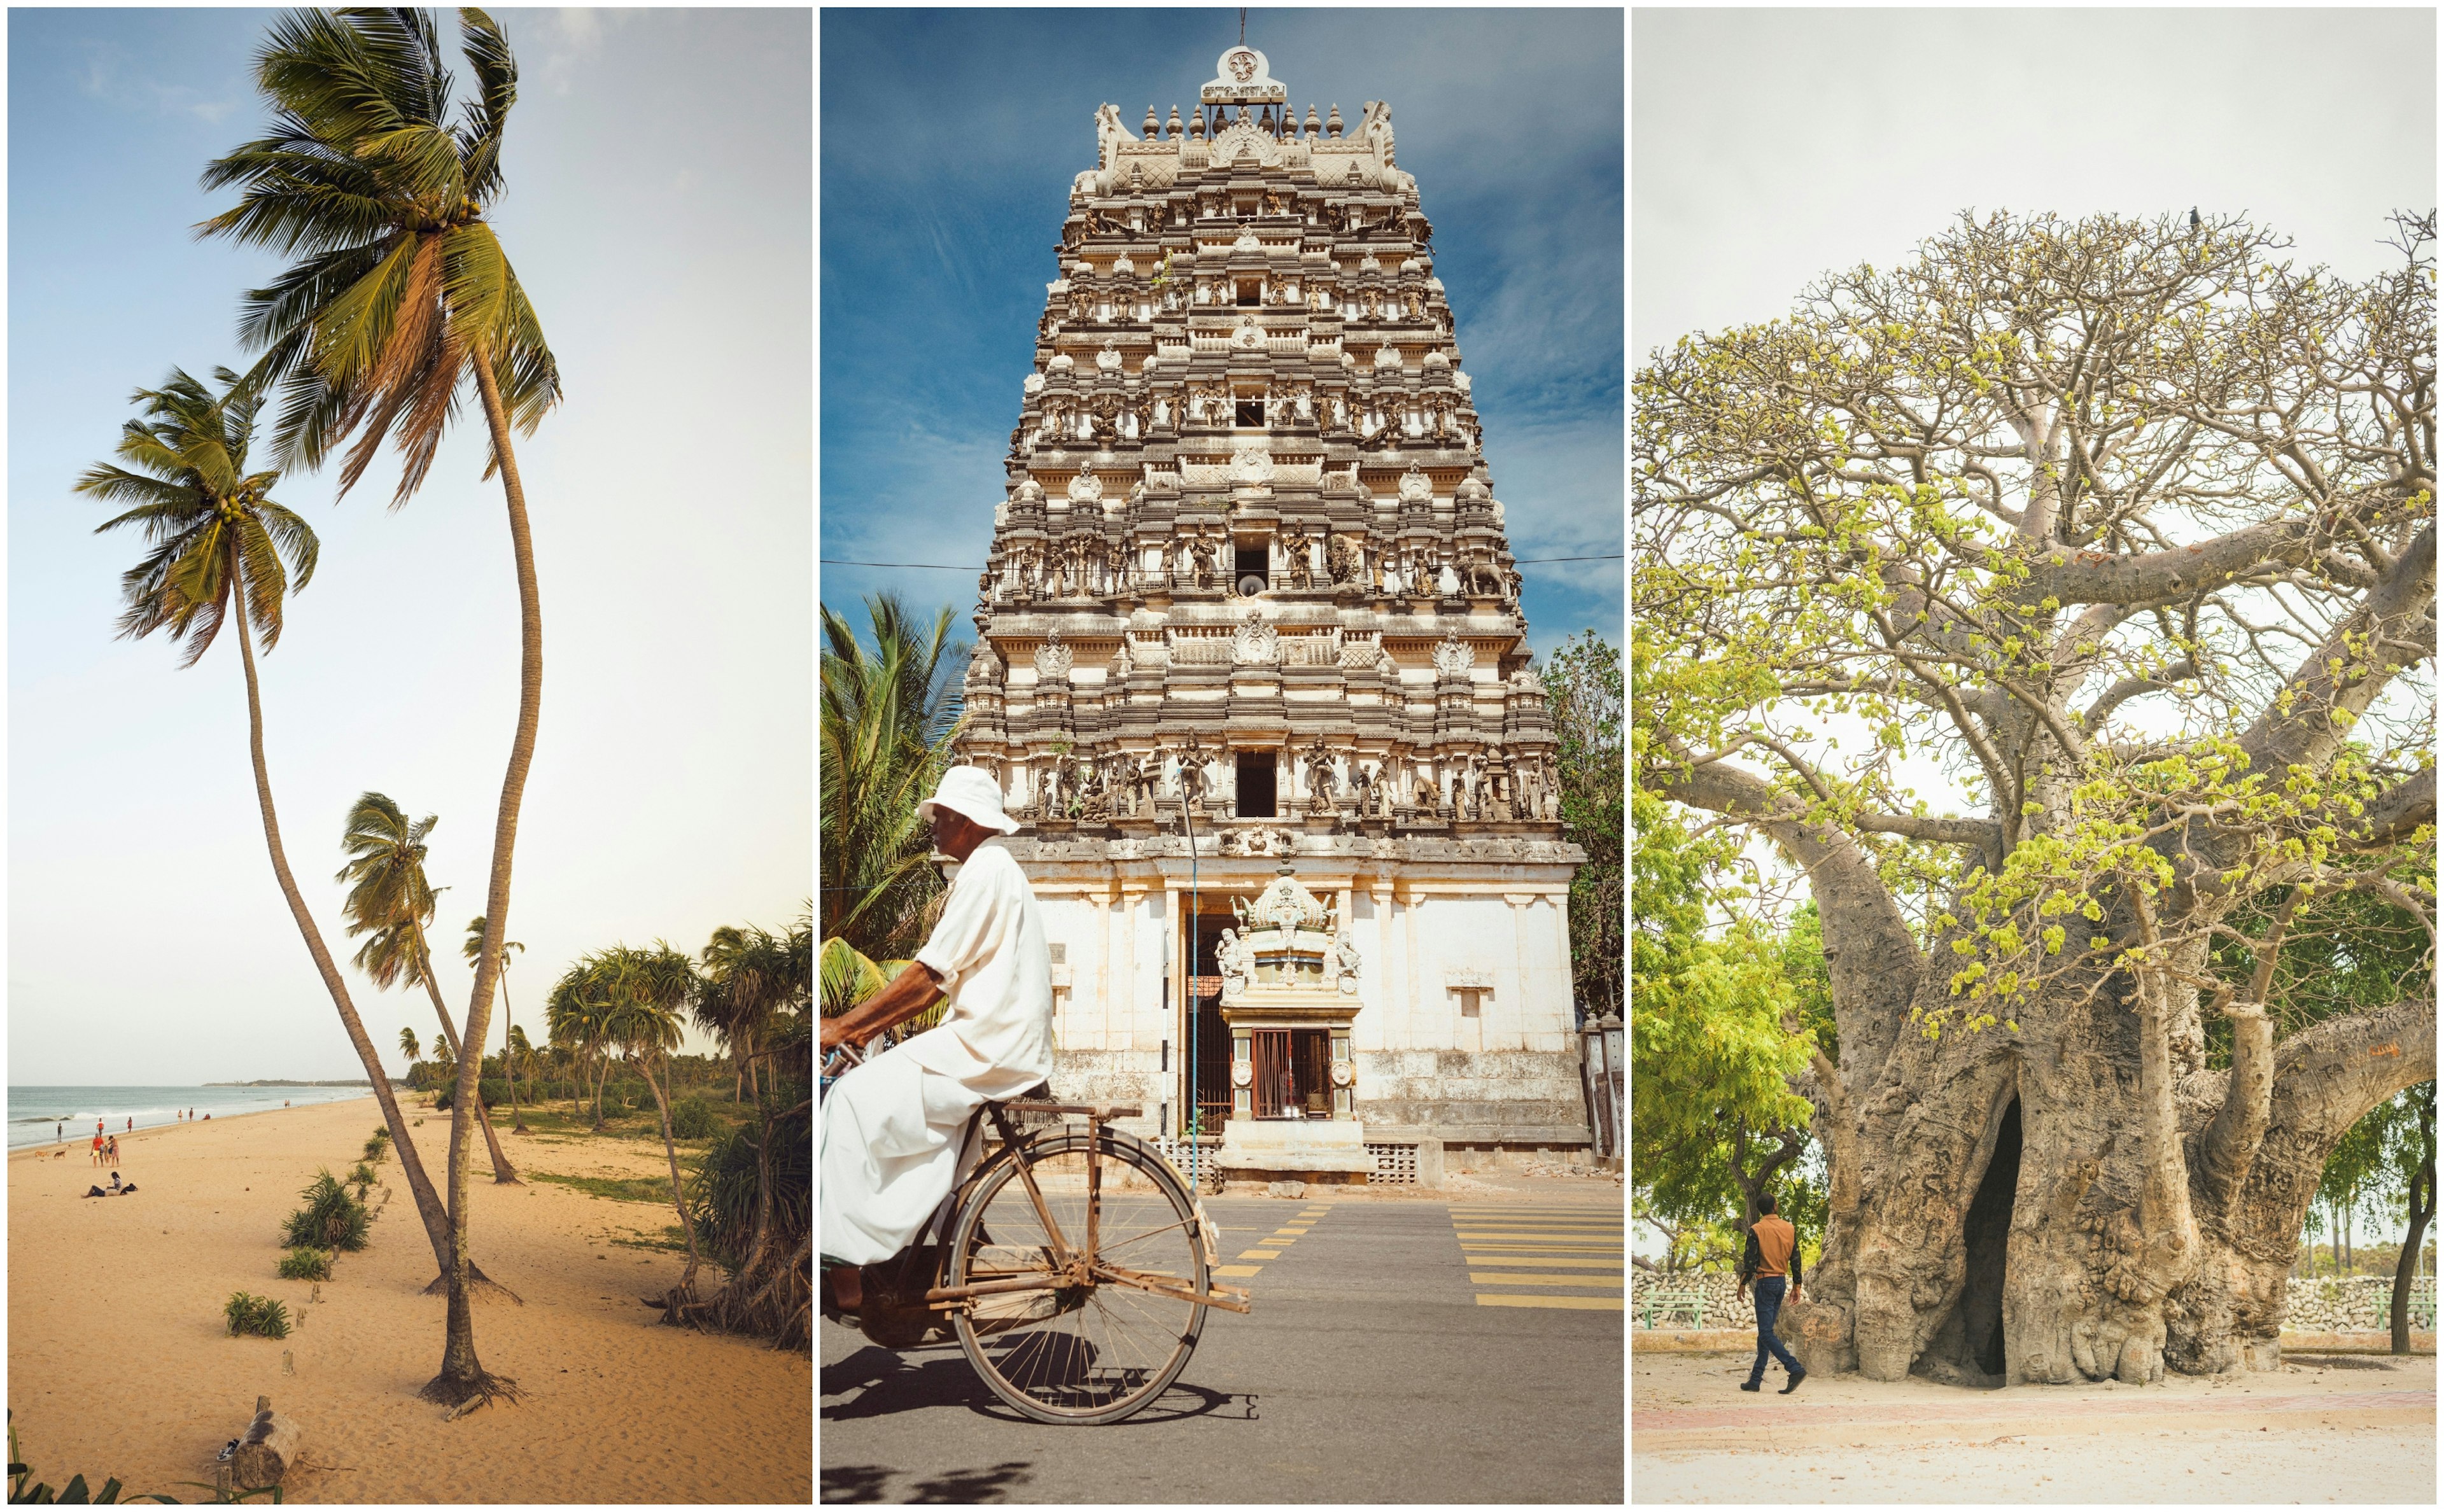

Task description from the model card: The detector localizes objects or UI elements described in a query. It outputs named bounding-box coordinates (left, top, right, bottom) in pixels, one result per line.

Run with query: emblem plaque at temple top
left=952, top=45, right=1591, bottom=1187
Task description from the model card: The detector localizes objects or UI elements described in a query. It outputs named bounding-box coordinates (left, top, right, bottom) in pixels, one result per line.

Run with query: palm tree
left=336, top=794, right=518, bottom=1181
left=545, top=964, right=615, bottom=1130
left=400, top=1025, right=423, bottom=1074
left=593, top=944, right=708, bottom=1299
left=505, top=1023, right=537, bottom=1112
left=72, top=366, right=469, bottom=1284
left=465, top=916, right=526, bottom=1131
left=199, top=8, right=557, bottom=1407
left=820, top=594, right=963, bottom=962
left=698, top=923, right=794, bottom=1103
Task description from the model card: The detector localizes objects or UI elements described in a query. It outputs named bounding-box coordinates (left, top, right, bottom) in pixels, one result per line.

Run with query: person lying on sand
left=83, top=1185, right=108, bottom=1198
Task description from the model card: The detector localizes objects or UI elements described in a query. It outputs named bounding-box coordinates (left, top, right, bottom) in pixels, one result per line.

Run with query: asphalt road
left=820, top=1193, right=1626, bottom=1503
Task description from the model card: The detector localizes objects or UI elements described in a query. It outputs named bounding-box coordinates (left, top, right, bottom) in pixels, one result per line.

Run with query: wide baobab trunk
left=1780, top=965, right=2433, bottom=1386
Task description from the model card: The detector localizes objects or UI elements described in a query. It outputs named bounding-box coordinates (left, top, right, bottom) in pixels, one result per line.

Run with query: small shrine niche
left=1213, top=867, right=1373, bottom=1184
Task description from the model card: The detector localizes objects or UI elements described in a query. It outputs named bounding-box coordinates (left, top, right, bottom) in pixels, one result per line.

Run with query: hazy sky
left=1635, top=8, right=2436, bottom=361
left=819, top=7, right=1626, bottom=663
left=8, top=8, right=812, bottom=1083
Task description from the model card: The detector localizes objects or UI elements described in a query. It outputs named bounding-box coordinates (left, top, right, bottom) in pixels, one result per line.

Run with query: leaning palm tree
left=593, top=944, right=708, bottom=1303
left=73, top=365, right=474, bottom=1288
left=820, top=594, right=964, bottom=962
left=464, top=916, right=526, bottom=1131
left=336, top=794, right=517, bottom=1182
left=544, top=965, right=615, bottom=1130
left=504, top=1023, right=537, bottom=1115
left=698, top=923, right=792, bottom=1103
left=199, top=7, right=557, bottom=1408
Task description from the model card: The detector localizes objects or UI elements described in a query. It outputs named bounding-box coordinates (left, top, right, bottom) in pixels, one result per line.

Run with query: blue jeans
left=1748, top=1276, right=1802, bottom=1385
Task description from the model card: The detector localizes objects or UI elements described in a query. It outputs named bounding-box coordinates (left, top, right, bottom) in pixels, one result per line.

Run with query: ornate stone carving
left=1231, top=610, right=1281, bottom=665
left=1034, top=630, right=1074, bottom=680
left=1398, top=466, right=1433, bottom=504
left=1023, top=372, right=1045, bottom=396
left=1218, top=928, right=1256, bottom=998
left=1095, top=340, right=1123, bottom=374
left=1067, top=471, right=1104, bottom=503
left=1229, top=446, right=1272, bottom=486
left=1332, top=928, right=1363, bottom=993
left=1433, top=631, right=1474, bottom=676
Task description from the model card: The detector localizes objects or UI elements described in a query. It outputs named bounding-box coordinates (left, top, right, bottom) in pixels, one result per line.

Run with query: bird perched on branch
left=2189, top=207, right=2201, bottom=230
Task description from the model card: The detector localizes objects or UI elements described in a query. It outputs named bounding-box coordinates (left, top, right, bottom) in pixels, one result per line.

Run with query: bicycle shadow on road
left=822, top=1342, right=1258, bottom=1427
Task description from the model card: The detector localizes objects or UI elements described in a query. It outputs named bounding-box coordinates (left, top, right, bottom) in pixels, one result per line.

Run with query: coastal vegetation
left=197, top=5, right=561, bottom=1409
left=222, top=1293, right=291, bottom=1341
left=280, top=1172, right=370, bottom=1254
left=464, top=918, right=528, bottom=1131
left=820, top=594, right=964, bottom=962
left=277, top=1247, right=334, bottom=1282
left=337, top=793, right=519, bottom=1186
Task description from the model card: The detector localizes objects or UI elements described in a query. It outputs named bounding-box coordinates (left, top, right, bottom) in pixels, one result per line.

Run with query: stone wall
left=1627, top=1270, right=2420, bottom=1334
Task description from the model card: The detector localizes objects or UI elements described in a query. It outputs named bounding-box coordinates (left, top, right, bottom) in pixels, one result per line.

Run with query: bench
left=1640, top=1290, right=1705, bottom=1329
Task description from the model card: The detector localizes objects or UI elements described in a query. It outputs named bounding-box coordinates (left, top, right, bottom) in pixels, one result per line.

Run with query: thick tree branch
left=2337, top=767, right=2437, bottom=851
left=1854, top=811, right=2003, bottom=847
left=1655, top=756, right=1927, bottom=1080
left=2199, top=1004, right=2277, bottom=1218
left=2268, top=995, right=2439, bottom=1152
left=2240, top=522, right=2436, bottom=777
left=2019, top=517, right=2325, bottom=607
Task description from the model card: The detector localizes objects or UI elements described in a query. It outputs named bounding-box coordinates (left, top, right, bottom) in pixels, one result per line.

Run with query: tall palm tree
left=73, top=366, right=468, bottom=1282
left=199, top=8, right=557, bottom=1407
left=335, top=793, right=517, bottom=1181
left=820, top=594, right=964, bottom=962
left=698, top=923, right=790, bottom=1103
left=465, top=916, right=526, bottom=1131
left=592, top=944, right=708, bottom=1298
left=505, top=1023, right=537, bottom=1110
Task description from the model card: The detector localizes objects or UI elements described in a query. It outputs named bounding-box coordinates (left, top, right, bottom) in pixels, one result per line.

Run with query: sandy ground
left=1633, top=1350, right=2435, bottom=1503
left=8, top=1097, right=810, bottom=1503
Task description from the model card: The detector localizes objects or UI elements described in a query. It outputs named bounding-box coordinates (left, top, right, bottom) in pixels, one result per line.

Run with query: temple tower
left=955, top=45, right=1589, bottom=1184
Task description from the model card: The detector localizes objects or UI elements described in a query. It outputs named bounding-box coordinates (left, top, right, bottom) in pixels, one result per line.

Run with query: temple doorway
left=1181, top=906, right=1234, bottom=1137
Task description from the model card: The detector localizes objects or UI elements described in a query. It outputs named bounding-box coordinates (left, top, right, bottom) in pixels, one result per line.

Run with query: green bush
left=363, top=1127, right=391, bottom=1163
left=347, top=1160, right=378, bottom=1194
left=669, top=1096, right=718, bottom=1140
left=479, top=1077, right=508, bottom=1108
left=280, top=1170, right=370, bottom=1253
left=223, top=1291, right=290, bottom=1340
left=277, top=1246, right=333, bottom=1282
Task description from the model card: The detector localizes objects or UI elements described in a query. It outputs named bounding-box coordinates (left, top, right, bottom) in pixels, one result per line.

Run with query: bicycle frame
left=918, top=1100, right=1252, bottom=1316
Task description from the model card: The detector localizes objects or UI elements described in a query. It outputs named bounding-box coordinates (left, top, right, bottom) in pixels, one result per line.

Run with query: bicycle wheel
left=948, top=1126, right=1210, bottom=1424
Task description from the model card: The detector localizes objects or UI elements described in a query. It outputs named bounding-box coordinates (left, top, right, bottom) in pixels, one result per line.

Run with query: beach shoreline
left=10, top=1092, right=377, bottom=1159
left=8, top=1094, right=810, bottom=1502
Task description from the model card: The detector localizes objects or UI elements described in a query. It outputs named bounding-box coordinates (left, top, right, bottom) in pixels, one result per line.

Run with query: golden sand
left=8, top=1096, right=810, bottom=1503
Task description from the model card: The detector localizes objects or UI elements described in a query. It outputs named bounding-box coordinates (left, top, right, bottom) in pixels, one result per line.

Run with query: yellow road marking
left=1456, top=1235, right=1625, bottom=1245
left=1461, top=1255, right=1629, bottom=1268
left=1237, top=1249, right=1281, bottom=1260
left=1470, top=1272, right=1627, bottom=1287
left=1476, top=1294, right=1625, bottom=1310
left=1214, top=1264, right=1263, bottom=1278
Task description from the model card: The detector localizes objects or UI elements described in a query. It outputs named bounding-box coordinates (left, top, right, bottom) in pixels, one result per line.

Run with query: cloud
left=73, top=41, right=240, bottom=123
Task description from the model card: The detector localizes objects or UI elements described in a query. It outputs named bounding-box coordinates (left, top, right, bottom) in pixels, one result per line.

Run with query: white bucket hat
left=918, top=764, right=1022, bottom=836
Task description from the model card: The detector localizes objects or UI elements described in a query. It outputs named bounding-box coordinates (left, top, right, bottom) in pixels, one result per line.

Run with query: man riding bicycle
left=820, top=765, right=1053, bottom=1331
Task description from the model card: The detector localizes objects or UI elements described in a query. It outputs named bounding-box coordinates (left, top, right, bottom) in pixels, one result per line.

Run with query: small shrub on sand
left=223, top=1292, right=290, bottom=1340
left=280, top=1171, right=370, bottom=1253
left=669, top=1096, right=718, bottom=1140
left=277, top=1247, right=333, bottom=1282
left=363, top=1127, right=391, bottom=1163
left=347, top=1161, right=378, bottom=1196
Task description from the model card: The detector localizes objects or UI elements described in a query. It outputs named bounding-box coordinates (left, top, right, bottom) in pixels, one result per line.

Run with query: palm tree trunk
left=411, top=939, right=517, bottom=1182
left=503, top=976, right=527, bottom=1133
left=230, top=577, right=457, bottom=1275
left=427, top=356, right=544, bottom=1405
left=593, top=1052, right=610, bottom=1130
left=638, top=1054, right=705, bottom=1291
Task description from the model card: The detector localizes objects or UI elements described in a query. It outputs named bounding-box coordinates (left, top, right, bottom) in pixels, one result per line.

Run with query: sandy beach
left=8, top=1095, right=810, bottom=1503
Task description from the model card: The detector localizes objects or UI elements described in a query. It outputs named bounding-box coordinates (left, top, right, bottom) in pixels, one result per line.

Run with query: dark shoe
left=1780, top=1366, right=1808, bottom=1394
left=1739, top=1380, right=1761, bottom=1392
left=819, top=1267, right=857, bottom=1328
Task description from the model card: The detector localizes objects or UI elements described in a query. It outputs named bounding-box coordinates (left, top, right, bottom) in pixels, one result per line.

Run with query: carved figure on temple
left=1415, top=776, right=1440, bottom=813
left=1216, top=928, right=1256, bottom=998
left=1231, top=609, right=1279, bottom=664
left=1128, top=748, right=1162, bottom=816
left=1177, top=741, right=1211, bottom=813
left=1332, top=928, right=1363, bottom=993
left=1190, top=536, right=1219, bottom=590
left=1302, top=736, right=1338, bottom=815
left=1326, top=532, right=1354, bottom=584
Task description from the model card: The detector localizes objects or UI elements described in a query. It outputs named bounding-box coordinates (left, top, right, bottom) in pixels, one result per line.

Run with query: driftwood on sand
left=232, top=1397, right=303, bottom=1487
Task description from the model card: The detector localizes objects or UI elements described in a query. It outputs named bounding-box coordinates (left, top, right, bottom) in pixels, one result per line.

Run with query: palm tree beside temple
left=73, top=366, right=468, bottom=1282
left=820, top=595, right=963, bottom=962
left=465, top=916, right=526, bottom=1131
left=335, top=793, right=517, bottom=1182
left=199, top=6, right=558, bottom=1406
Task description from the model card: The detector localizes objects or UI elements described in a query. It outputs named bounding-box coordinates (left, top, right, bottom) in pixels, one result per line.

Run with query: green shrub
left=669, top=1096, right=718, bottom=1140
left=347, top=1161, right=378, bottom=1195
left=363, top=1127, right=391, bottom=1163
left=479, top=1077, right=508, bottom=1108
left=223, top=1291, right=290, bottom=1340
left=277, top=1247, right=333, bottom=1282
left=280, top=1170, right=370, bottom=1253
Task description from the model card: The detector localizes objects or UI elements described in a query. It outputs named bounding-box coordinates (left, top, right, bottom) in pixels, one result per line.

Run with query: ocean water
left=6, top=1085, right=377, bottom=1150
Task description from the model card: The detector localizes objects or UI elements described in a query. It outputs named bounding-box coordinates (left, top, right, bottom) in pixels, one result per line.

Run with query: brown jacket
left=1739, top=1215, right=1802, bottom=1287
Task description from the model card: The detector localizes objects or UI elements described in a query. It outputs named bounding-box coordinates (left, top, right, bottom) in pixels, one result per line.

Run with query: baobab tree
left=1634, top=209, right=2436, bottom=1385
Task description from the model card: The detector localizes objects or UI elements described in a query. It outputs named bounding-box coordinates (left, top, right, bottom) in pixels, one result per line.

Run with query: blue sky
left=8, top=9, right=811, bottom=1082
left=818, top=7, right=1624, bottom=661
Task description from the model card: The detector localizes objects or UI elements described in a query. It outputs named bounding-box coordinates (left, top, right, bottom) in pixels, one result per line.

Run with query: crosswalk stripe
left=1470, top=1272, right=1627, bottom=1287
left=1457, top=1235, right=1624, bottom=1245
left=1460, top=1255, right=1628, bottom=1268
left=1237, top=1249, right=1281, bottom=1260
left=1477, top=1294, right=1625, bottom=1310
left=1213, top=1264, right=1263, bottom=1278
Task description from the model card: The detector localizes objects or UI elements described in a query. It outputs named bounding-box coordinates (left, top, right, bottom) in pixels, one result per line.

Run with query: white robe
left=819, top=838, right=1054, bottom=1267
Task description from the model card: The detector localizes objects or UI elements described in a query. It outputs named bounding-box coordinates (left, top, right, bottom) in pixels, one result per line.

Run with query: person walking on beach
left=1737, top=1193, right=1808, bottom=1394
left=91, top=1130, right=104, bottom=1166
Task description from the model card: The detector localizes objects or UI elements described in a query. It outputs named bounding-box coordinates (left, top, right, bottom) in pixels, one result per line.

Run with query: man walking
left=1736, top=1193, right=1807, bottom=1393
